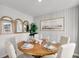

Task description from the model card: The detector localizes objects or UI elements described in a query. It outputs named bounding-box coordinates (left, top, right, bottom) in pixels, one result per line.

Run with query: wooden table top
left=18, top=41, right=60, bottom=57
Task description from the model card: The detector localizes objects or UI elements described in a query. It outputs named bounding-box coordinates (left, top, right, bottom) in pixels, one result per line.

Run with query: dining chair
left=5, top=41, right=17, bottom=58
left=41, top=37, right=49, bottom=46
left=5, top=41, right=34, bottom=58
left=9, top=37, right=17, bottom=53
left=42, top=44, right=60, bottom=58
left=6, top=37, right=22, bottom=56
left=34, top=34, right=42, bottom=44
left=42, top=43, right=76, bottom=58
left=57, top=43, right=76, bottom=58
left=5, top=37, right=34, bottom=58
left=15, top=37, right=35, bottom=58
left=59, top=36, right=70, bottom=45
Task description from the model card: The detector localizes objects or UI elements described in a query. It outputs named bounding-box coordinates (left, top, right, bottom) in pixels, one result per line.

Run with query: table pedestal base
left=32, top=55, right=42, bottom=58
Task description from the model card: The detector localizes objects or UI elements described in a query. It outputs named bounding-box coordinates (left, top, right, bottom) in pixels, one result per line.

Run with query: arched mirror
left=15, top=18, right=23, bottom=33
left=0, top=16, right=14, bottom=34
left=23, top=20, right=29, bottom=32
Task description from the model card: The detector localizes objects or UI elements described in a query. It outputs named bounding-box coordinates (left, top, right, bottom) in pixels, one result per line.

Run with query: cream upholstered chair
left=42, top=43, right=76, bottom=58
left=59, top=36, right=70, bottom=45
left=5, top=37, right=34, bottom=58
left=5, top=41, right=34, bottom=58
left=5, top=41, right=17, bottom=58
left=57, top=43, right=76, bottom=58
left=15, top=37, right=34, bottom=58
left=41, top=37, right=49, bottom=46
left=12, top=36, right=34, bottom=57
left=7, top=37, right=22, bottom=57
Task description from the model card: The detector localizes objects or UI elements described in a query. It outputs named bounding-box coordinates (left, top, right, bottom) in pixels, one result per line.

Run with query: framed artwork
left=40, top=17, right=64, bottom=31
left=2, top=21, right=12, bottom=33
left=0, top=16, right=13, bottom=34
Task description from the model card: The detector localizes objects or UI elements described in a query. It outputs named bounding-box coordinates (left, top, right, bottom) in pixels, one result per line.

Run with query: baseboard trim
left=2, top=55, right=9, bottom=58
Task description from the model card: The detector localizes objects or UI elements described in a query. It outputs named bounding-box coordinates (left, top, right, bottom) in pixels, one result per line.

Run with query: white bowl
left=22, top=43, right=34, bottom=49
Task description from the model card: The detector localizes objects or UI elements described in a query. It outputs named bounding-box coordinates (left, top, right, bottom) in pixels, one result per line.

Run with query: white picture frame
left=0, top=16, right=13, bottom=34
left=2, top=21, right=12, bottom=34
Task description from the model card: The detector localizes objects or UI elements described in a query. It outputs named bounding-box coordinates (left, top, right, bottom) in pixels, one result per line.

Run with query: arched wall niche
left=0, top=16, right=30, bottom=34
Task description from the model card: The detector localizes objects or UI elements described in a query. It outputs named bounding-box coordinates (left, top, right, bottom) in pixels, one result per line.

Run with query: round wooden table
left=18, top=41, right=60, bottom=58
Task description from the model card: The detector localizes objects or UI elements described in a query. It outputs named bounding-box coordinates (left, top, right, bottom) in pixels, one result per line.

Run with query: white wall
left=34, top=6, right=78, bottom=43
left=0, top=5, right=33, bottom=57
left=0, top=5, right=33, bottom=24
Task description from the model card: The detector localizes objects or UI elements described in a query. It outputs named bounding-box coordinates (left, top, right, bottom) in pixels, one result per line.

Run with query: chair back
left=5, top=42, right=16, bottom=58
left=11, top=37, right=24, bottom=56
left=57, top=43, right=76, bottom=58
left=60, top=36, right=70, bottom=45
left=9, top=37, right=17, bottom=52
left=41, top=38, right=49, bottom=46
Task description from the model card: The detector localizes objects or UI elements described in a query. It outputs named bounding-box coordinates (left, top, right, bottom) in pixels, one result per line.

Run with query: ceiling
left=0, top=0, right=78, bottom=17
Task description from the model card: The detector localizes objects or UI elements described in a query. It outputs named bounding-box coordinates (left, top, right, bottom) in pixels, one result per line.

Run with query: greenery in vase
left=29, top=23, right=38, bottom=38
